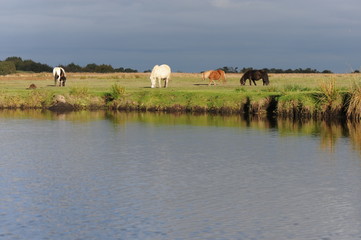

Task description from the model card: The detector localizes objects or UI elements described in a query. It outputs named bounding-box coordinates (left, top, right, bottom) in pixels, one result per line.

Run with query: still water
left=1, top=110, right=361, bottom=240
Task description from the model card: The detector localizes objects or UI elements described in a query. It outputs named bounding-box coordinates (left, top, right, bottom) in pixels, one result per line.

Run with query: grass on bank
left=1, top=72, right=361, bottom=119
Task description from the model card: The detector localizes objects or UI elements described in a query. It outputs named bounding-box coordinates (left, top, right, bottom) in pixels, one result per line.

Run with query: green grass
left=1, top=72, right=361, bottom=119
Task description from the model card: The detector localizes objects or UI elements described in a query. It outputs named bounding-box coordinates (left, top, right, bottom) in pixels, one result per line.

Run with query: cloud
left=1, top=0, right=361, bottom=72
left=210, top=0, right=263, bottom=9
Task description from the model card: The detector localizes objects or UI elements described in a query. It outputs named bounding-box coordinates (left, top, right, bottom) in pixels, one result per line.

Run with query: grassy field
left=1, top=72, right=361, bottom=119
left=1, top=72, right=360, bottom=94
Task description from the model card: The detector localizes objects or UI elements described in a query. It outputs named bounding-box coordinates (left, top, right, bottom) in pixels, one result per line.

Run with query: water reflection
left=0, top=110, right=359, bottom=154
left=1, top=110, right=361, bottom=240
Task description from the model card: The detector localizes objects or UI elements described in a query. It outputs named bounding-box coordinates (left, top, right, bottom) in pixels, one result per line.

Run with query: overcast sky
left=1, top=0, right=361, bottom=72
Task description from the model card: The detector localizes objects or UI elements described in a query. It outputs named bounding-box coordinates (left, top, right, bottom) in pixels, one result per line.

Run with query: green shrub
left=0, top=61, right=16, bottom=75
left=104, top=84, right=126, bottom=102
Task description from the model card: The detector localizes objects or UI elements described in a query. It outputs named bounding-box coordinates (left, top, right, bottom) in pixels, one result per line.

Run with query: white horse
left=53, top=67, right=67, bottom=86
left=150, top=64, right=171, bottom=88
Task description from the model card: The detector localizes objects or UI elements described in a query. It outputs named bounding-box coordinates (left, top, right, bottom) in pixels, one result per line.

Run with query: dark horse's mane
left=240, top=70, right=269, bottom=86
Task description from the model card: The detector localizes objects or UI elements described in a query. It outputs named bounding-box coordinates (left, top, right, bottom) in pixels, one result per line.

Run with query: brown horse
left=208, top=70, right=226, bottom=86
left=201, top=70, right=213, bottom=81
left=240, top=70, right=269, bottom=86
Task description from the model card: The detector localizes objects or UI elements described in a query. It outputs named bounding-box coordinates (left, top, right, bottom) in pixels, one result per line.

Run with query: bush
left=0, top=61, right=16, bottom=75
left=104, top=84, right=126, bottom=102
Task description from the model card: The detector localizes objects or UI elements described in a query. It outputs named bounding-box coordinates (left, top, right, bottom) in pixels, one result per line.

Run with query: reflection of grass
left=1, top=108, right=361, bottom=154
left=348, top=122, right=361, bottom=154
left=319, top=122, right=342, bottom=152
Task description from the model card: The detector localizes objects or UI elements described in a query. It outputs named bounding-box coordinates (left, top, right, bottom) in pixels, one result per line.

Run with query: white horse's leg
left=164, top=78, right=168, bottom=88
left=158, top=77, right=161, bottom=88
left=150, top=77, right=155, bottom=88
left=54, top=75, right=59, bottom=86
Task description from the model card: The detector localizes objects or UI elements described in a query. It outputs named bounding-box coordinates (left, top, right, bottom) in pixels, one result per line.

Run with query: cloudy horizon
left=1, top=0, right=361, bottom=73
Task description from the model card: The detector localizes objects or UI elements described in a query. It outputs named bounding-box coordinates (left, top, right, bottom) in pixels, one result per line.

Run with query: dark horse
left=240, top=70, right=269, bottom=86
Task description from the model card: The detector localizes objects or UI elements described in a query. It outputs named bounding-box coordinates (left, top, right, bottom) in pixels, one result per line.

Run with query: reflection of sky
left=1, top=115, right=361, bottom=239
left=2, top=0, right=361, bottom=72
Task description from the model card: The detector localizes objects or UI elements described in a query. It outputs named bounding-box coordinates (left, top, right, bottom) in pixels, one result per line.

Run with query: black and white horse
left=53, top=67, right=67, bottom=86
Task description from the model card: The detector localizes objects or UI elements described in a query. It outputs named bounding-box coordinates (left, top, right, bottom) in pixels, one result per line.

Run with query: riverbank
left=1, top=72, right=361, bottom=120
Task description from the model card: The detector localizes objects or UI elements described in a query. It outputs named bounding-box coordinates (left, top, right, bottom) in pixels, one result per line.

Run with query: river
left=1, top=110, right=361, bottom=240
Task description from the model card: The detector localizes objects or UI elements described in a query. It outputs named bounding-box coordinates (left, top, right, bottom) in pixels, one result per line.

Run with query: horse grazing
left=150, top=64, right=171, bottom=88
left=208, top=70, right=226, bottom=86
left=53, top=67, right=67, bottom=87
left=201, top=70, right=213, bottom=81
left=240, top=70, right=269, bottom=86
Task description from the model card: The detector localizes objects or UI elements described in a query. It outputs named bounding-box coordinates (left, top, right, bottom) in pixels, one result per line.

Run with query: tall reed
left=317, top=78, right=343, bottom=117
left=347, top=83, right=361, bottom=120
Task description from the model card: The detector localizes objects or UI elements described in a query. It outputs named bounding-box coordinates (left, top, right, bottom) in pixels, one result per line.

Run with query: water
left=1, top=110, right=361, bottom=240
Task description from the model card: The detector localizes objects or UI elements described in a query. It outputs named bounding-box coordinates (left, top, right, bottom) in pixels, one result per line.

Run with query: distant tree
left=240, top=67, right=253, bottom=73
left=84, top=63, right=98, bottom=72
left=5, top=56, right=52, bottom=72
left=115, top=67, right=138, bottom=73
left=218, top=66, right=238, bottom=73
left=65, top=63, right=83, bottom=72
left=5, top=56, right=23, bottom=69
left=95, top=64, right=114, bottom=73
left=0, top=61, right=16, bottom=75
left=239, top=67, right=330, bottom=74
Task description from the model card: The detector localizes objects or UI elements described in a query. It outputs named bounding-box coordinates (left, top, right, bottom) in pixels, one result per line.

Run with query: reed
left=316, top=78, right=343, bottom=118
left=347, top=82, right=361, bottom=119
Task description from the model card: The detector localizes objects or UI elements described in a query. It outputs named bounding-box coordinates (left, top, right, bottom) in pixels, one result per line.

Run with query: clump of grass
left=69, top=87, right=90, bottom=96
left=347, top=82, right=361, bottom=119
left=25, top=90, right=53, bottom=108
left=259, top=85, right=281, bottom=93
left=235, top=87, right=247, bottom=93
left=111, top=84, right=125, bottom=99
left=317, top=79, right=343, bottom=117
left=0, top=95, right=21, bottom=108
left=104, top=84, right=126, bottom=102
left=318, top=79, right=339, bottom=105
left=283, top=84, right=311, bottom=92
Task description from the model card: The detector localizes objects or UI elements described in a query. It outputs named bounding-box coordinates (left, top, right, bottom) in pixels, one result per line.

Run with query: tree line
left=0, top=57, right=138, bottom=75
left=218, top=66, right=333, bottom=74
left=0, top=56, right=336, bottom=75
left=0, top=57, right=53, bottom=75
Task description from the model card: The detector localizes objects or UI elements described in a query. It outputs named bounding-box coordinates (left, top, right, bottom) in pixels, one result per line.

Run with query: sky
left=1, top=0, right=361, bottom=73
